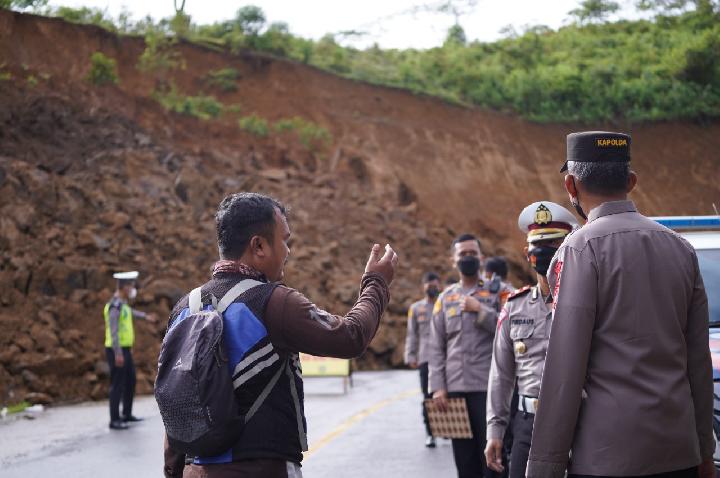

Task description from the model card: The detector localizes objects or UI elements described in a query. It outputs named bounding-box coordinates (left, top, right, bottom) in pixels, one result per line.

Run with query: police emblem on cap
left=534, top=204, right=552, bottom=225
left=518, top=201, right=579, bottom=243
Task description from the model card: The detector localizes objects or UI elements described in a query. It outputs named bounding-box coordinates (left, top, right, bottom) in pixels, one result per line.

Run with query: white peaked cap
left=518, top=201, right=579, bottom=243
left=113, top=271, right=139, bottom=280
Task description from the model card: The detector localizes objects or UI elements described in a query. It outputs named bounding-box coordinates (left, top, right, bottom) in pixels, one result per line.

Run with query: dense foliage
left=13, top=1, right=720, bottom=122
left=87, top=52, right=119, bottom=85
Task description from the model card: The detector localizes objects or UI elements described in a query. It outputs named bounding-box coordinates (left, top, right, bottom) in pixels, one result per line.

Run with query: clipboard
left=423, top=397, right=473, bottom=439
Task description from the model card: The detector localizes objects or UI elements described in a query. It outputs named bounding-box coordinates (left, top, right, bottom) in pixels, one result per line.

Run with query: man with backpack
left=159, top=192, right=398, bottom=478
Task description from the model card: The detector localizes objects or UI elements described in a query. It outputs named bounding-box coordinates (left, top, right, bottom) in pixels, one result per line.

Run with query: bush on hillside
left=87, top=52, right=119, bottom=86
left=274, top=117, right=332, bottom=149
left=153, top=84, right=223, bottom=120
left=238, top=114, right=269, bottom=136
left=205, top=68, right=239, bottom=92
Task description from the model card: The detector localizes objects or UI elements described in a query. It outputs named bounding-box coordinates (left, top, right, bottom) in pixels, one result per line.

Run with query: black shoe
left=122, top=415, right=143, bottom=422
left=109, top=420, right=129, bottom=430
left=425, top=435, right=436, bottom=448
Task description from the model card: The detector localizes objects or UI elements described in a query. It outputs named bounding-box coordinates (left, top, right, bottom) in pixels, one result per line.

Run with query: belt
left=518, top=395, right=539, bottom=414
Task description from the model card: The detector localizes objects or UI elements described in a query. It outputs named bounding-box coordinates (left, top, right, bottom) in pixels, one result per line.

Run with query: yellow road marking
left=303, top=388, right=420, bottom=460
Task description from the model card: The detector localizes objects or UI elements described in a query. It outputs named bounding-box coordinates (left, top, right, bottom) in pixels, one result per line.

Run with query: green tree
left=0, top=0, right=47, bottom=10
left=444, top=24, right=467, bottom=46
left=569, top=0, right=621, bottom=23
left=234, top=5, right=266, bottom=35
left=636, top=0, right=718, bottom=11
left=137, top=27, right=185, bottom=76
left=169, top=12, right=192, bottom=38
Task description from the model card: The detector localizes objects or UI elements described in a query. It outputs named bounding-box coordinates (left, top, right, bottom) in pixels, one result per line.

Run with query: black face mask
left=528, top=246, right=558, bottom=276
left=426, top=287, right=440, bottom=299
left=457, top=256, right=480, bottom=277
left=571, top=177, right=588, bottom=221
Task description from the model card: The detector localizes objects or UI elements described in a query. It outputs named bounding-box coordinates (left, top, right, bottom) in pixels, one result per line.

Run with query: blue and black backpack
left=155, top=279, right=285, bottom=457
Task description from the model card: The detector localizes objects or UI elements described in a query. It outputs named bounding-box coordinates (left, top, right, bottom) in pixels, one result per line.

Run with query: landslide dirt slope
left=1, top=10, right=719, bottom=405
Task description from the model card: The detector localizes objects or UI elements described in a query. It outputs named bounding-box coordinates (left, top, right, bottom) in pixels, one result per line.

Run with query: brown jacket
left=526, top=201, right=713, bottom=478
left=164, top=272, right=390, bottom=478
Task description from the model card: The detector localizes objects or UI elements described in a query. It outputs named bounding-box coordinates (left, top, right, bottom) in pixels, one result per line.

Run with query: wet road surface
left=0, top=370, right=456, bottom=477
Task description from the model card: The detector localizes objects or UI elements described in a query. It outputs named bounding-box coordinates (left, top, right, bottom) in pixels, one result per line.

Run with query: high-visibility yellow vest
left=104, top=300, right=135, bottom=348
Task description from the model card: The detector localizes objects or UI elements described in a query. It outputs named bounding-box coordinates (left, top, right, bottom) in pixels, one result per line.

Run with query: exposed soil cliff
left=1, top=10, right=718, bottom=405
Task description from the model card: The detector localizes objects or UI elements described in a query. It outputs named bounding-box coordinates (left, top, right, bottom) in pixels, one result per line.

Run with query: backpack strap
left=244, top=356, right=286, bottom=424
left=188, top=279, right=263, bottom=315
left=216, top=279, right=264, bottom=313
left=188, top=287, right=203, bottom=314
left=285, top=358, right=309, bottom=451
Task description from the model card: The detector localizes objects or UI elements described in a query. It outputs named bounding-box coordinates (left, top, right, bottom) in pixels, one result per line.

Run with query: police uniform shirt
left=486, top=285, right=550, bottom=440
left=428, top=280, right=502, bottom=393
left=526, top=200, right=713, bottom=478
left=404, top=298, right=434, bottom=365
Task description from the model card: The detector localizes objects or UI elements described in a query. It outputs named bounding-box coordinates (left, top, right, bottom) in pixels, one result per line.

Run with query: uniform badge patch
left=433, top=299, right=442, bottom=315
left=552, top=260, right=563, bottom=310
left=450, top=293, right=463, bottom=302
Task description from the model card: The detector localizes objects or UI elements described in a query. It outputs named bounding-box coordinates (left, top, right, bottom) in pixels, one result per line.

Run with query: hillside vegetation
left=4, top=0, right=720, bottom=123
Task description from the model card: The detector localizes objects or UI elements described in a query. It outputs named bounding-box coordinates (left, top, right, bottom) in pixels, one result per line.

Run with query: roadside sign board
left=299, top=353, right=351, bottom=377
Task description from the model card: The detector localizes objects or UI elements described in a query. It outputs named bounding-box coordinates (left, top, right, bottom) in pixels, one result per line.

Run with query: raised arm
left=265, top=244, right=397, bottom=358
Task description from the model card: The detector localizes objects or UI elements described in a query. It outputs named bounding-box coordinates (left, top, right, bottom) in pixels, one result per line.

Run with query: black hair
left=567, top=161, right=630, bottom=195
left=422, top=272, right=440, bottom=283
left=451, top=233, right=482, bottom=252
left=485, top=256, right=508, bottom=279
left=216, top=192, right=287, bottom=260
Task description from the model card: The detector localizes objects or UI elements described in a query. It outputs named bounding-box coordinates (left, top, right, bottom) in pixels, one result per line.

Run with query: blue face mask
left=528, top=246, right=558, bottom=276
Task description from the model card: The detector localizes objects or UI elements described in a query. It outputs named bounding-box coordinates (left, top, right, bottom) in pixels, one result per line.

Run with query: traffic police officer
left=404, top=271, right=442, bottom=448
left=104, top=271, right=156, bottom=430
left=429, top=233, right=504, bottom=478
left=526, top=132, right=714, bottom=478
left=485, top=202, right=577, bottom=478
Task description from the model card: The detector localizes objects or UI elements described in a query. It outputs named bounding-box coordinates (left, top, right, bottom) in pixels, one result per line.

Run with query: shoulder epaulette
left=507, top=286, right=532, bottom=301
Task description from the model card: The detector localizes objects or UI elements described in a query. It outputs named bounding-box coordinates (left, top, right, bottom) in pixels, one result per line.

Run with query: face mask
left=426, top=287, right=440, bottom=299
left=528, top=246, right=558, bottom=276
left=570, top=177, right=588, bottom=221
left=571, top=196, right=587, bottom=221
left=457, top=256, right=480, bottom=277
left=128, top=287, right=137, bottom=300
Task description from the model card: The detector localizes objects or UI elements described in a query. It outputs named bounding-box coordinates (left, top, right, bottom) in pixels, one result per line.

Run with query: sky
left=44, top=0, right=646, bottom=49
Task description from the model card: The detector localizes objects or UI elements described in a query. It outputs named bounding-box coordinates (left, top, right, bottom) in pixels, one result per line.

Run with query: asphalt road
left=0, top=370, right=456, bottom=477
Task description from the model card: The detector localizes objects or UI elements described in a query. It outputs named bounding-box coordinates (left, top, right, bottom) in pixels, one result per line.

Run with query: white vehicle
left=652, top=216, right=720, bottom=469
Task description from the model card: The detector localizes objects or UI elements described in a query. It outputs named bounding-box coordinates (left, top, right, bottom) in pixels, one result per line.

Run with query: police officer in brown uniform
left=526, top=132, right=714, bottom=478
left=405, top=272, right=442, bottom=448
left=484, top=202, right=578, bottom=478
left=483, top=257, right=515, bottom=305
left=429, top=234, right=504, bottom=478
